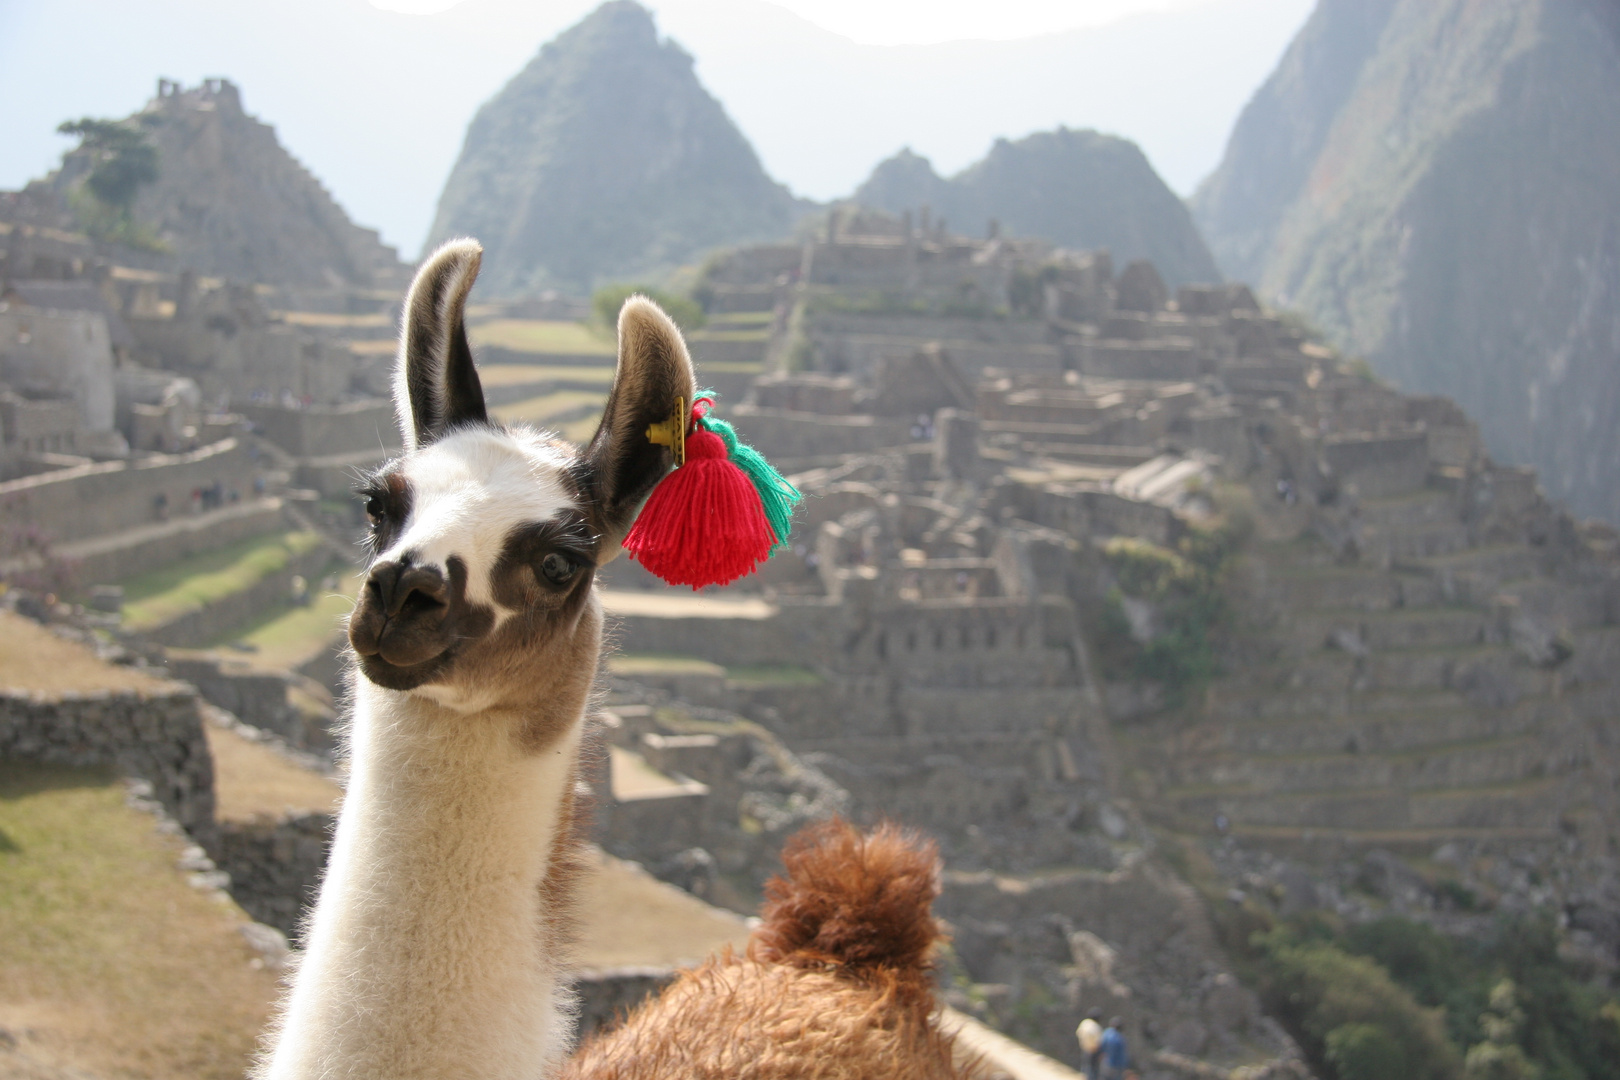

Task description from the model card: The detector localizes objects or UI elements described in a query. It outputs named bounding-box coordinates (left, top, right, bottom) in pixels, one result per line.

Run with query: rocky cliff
left=425, top=1, right=803, bottom=296
left=42, top=79, right=406, bottom=289
left=855, top=131, right=1223, bottom=289
left=1193, top=0, right=1620, bottom=523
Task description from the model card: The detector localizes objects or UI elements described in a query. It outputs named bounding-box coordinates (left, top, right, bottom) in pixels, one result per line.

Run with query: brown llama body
left=565, top=820, right=972, bottom=1080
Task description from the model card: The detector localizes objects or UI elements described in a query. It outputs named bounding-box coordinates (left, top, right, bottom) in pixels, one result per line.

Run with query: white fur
left=261, top=681, right=583, bottom=1080
left=258, top=255, right=693, bottom=1079
left=258, top=424, right=591, bottom=1079
left=381, top=427, right=576, bottom=622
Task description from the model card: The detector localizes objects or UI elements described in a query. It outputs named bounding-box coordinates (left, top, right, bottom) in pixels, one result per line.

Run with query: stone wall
left=0, top=307, right=116, bottom=432
left=571, top=967, right=677, bottom=1041
left=240, top=399, right=401, bottom=459
left=727, top=405, right=911, bottom=463
left=1320, top=429, right=1430, bottom=498
left=0, top=685, right=216, bottom=845
left=0, top=436, right=257, bottom=545
left=213, top=811, right=333, bottom=939
left=63, top=497, right=286, bottom=585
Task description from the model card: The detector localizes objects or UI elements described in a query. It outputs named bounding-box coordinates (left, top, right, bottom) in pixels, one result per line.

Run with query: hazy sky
left=373, top=0, right=1245, bottom=44
left=0, top=0, right=1313, bottom=256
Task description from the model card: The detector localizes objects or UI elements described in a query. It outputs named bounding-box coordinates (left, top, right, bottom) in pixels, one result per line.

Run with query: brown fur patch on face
left=352, top=555, right=496, bottom=691
left=427, top=516, right=605, bottom=751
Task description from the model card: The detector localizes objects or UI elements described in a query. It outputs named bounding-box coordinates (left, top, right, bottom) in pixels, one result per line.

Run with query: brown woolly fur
left=564, top=820, right=968, bottom=1080
left=753, top=819, right=943, bottom=989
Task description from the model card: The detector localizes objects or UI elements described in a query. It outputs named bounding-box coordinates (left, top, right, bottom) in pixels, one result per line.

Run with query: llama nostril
left=366, top=560, right=450, bottom=620
left=390, top=567, right=449, bottom=617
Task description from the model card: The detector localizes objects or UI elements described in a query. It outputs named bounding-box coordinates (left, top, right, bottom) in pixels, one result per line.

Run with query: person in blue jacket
left=1100, top=1016, right=1130, bottom=1079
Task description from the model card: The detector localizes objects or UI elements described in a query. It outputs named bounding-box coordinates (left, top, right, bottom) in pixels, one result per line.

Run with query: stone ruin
left=5, top=170, right=1619, bottom=1076
left=584, top=210, right=1620, bottom=1069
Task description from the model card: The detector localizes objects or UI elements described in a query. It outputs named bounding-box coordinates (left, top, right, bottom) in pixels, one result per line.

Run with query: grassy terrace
left=120, top=530, right=324, bottom=633
left=706, top=311, right=774, bottom=327
left=607, top=653, right=823, bottom=687
left=477, top=363, right=616, bottom=386
left=492, top=388, right=607, bottom=427
left=469, top=318, right=614, bottom=356
left=203, top=570, right=361, bottom=670
left=687, top=328, right=769, bottom=343
left=0, top=763, right=278, bottom=1079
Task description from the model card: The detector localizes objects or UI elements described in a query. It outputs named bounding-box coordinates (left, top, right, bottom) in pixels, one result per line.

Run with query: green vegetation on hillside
left=204, top=570, right=361, bottom=670
left=1097, top=521, right=1243, bottom=702
left=120, top=530, right=323, bottom=631
left=56, top=116, right=164, bottom=249
left=1210, top=899, right=1620, bottom=1080
left=591, top=283, right=705, bottom=333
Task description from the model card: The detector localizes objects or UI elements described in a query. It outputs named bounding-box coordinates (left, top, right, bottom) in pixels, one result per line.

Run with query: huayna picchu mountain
left=1194, top=0, right=1620, bottom=523
left=854, top=131, right=1222, bottom=289
left=425, top=1, right=804, bottom=296
left=41, top=79, right=405, bottom=289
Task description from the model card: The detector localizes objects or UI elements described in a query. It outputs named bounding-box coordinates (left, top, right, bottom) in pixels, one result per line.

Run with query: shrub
left=591, top=284, right=705, bottom=333
left=1255, top=931, right=1463, bottom=1080
left=1326, top=1022, right=1410, bottom=1080
left=1097, top=526, right=1237, bottom=702
left=56, top=117, right=164, bottom=250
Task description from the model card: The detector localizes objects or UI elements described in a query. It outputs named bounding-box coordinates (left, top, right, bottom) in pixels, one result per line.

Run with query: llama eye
left=540, top=552, right=577, bottom=586
left=364, top=496, right=386, bottom=526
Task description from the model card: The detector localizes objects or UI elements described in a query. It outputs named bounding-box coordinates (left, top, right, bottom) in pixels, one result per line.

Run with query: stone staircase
left=1123, top=500, right=1616, bottom=856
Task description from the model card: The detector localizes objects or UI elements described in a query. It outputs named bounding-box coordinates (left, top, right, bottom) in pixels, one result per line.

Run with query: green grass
left=205, top=564, right=359, bottom=670
left=477, top=363, right=618, bottom=385
left=706, top=311, right=774, bottom=327
left=120, top=530, right=323, bottom=632
left=0, top=762, right=277, bottom=1078
left=608, top=653, right=725, bottom=677
left=491, top=389, right=608, bottom=427
left=694, top=360, right=765, bottom=374
left=469, top=318, right=614, bottom=356
left=687, top=328, right=770, bottom=343
left=604, top=656, right=822, bottom=687
left=726, top=664, right=824, bottom=687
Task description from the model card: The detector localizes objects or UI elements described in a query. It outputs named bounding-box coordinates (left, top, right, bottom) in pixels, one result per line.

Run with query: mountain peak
left=426, top=1, right=801, bottom=296
left=855, top=129, right=1221, bottom=287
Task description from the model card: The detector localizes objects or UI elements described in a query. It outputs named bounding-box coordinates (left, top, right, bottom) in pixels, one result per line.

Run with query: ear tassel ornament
left=624, top=396, right=801, bottom=589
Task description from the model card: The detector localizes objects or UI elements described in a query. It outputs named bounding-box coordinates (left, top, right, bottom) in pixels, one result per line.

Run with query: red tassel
left=623, top=425, right=776, bottom=588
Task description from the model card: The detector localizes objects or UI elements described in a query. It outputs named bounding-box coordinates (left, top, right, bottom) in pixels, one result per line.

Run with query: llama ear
left=395, top=239, right=488, bottom=450
left=578, top=296, right=697, bottom=555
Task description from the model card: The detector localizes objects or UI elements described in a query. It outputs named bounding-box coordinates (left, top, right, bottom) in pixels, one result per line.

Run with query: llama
left=258, top=237, right=694, bottom=1079
left=259, top=240, right=969, bottom=1080
left=563, top=817, right=969, bottom=1080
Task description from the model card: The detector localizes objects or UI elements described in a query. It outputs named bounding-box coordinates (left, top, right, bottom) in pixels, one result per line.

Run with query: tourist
left=1076, top=1012, right=1103, bottom=1079
left=1100, top=1016, right=1129, bottom=1079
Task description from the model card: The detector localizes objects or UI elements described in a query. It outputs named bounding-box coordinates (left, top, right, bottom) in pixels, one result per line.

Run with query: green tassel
left=702, top=413, right=801, bottom=549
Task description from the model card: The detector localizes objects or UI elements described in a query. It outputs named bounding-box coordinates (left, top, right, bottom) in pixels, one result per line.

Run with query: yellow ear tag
left=645, top=396, right=686, bottom=468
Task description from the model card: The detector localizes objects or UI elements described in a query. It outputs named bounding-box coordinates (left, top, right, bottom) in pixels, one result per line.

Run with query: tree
left=1464, top=981, right=1539, bottom=1080
left=592, top=283, right=705, bottom=334
left=57, top=118, right=158, bottom=213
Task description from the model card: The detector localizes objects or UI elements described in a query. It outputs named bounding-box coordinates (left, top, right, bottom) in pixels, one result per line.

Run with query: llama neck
left=261, top=684, right=585, bottom=1080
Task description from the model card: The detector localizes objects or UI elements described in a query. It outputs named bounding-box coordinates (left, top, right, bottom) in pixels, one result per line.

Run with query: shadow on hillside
left=0, top=761, right=119, bottom=803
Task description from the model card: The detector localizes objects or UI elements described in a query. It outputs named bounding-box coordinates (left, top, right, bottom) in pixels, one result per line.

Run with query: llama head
left=347, top=239, right=695, bottom=713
